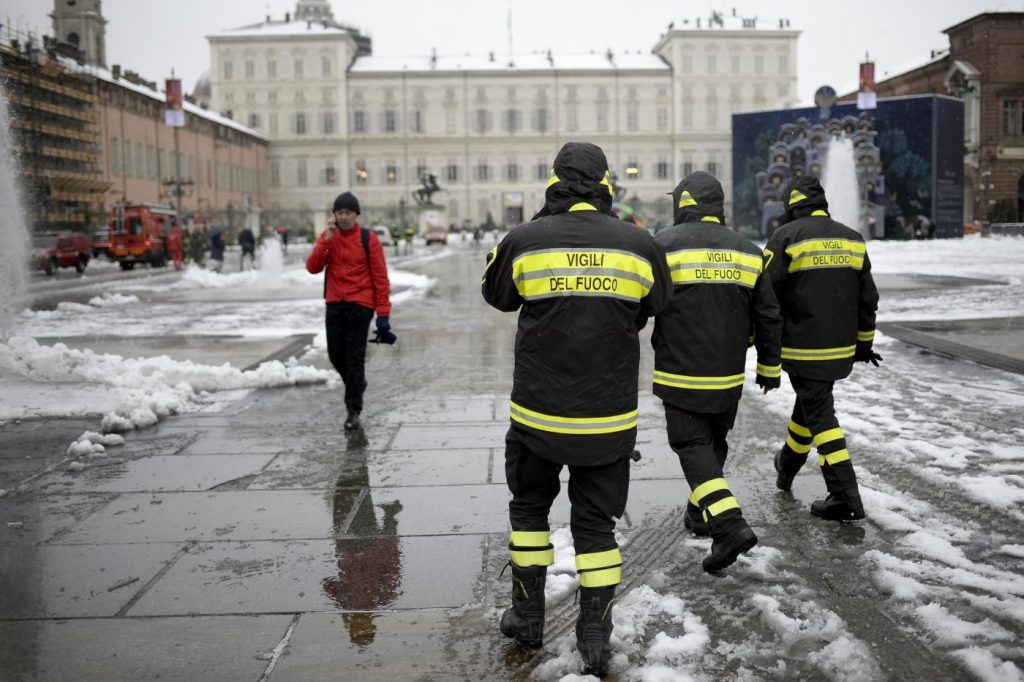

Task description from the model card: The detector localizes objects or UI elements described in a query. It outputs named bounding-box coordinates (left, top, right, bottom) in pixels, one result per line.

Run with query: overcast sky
left=2, top=0, right=1013, bottom=103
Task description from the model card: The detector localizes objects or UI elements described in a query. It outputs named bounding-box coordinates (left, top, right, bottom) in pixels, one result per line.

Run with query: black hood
left=783, top=175, right=830, bottom=223
left=669, top=171, right=725, bottom=225
left=533, top=142, right=615, bottom=219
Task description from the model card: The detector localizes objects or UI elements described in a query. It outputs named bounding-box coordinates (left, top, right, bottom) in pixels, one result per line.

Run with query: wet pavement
left=1, top=243, right=1022, bottom=680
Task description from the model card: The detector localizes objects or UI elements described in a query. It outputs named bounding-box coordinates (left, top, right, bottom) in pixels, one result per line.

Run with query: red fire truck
left=109, top=203, right=175, bottom=270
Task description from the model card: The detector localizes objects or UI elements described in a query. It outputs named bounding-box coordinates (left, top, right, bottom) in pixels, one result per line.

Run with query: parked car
left=424, top=226, right=449, bottom=246
left=31, top=232, right=91, bottom=275
left=371, top=225, right=393, bottom=246
left=91, top=225, right=112, bottom=257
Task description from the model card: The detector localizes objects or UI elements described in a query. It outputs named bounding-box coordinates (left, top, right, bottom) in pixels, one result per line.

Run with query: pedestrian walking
left=764, top=176, right=881, bottom=521
left=482, top=142, right=672, bottom=677
left=306, top=191, right=395, bottom=432
left=209, top=227, right=225, bottom=273
left=167, top=220, right=183, bottom=271
left=238, top=226, right=256, bottom=270
left=189, top=226, right=207, bottom=266
left=403, top=224, right=415, bottom=255
left=651, top=171, right=783, bottom=572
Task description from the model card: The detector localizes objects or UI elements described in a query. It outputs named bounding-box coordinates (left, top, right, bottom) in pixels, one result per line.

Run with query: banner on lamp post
left=165, top=78, right=185, bottom=127
left=857, top=61, right=877, bottom=110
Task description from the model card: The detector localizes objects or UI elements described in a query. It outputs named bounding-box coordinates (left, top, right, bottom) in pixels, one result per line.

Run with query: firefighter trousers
left=786, top=375, right=859, bottom=494
left=504, top=429, right=628, bottom=588
left=664, top=402, right=745, bottom=525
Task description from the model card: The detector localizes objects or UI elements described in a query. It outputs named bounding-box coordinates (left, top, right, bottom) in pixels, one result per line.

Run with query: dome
left=192, top=70, right=211, bottom=108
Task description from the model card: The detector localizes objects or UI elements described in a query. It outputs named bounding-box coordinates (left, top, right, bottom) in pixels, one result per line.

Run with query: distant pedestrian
left=167, top=221, right=183, bottom=271
left=189, top=227, right=207, bottom=266
left=238, top=226, right=256, bottom=270
left=306, top=191, right=395, bottom=432
left=209, top=228, right=225, bottom=273
left=765, top=176, right=881, bottom=522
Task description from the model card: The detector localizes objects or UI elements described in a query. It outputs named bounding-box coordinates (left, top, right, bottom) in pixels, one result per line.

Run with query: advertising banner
left=165, top=78, right=185, bottom=127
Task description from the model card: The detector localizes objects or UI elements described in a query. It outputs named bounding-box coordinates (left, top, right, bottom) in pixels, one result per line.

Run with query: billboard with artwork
left=732, top=94, right=964, bottom=239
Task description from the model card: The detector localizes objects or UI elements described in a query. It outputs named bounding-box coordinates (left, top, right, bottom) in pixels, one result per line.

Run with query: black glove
left=756, top=373, right=781, bottom=392
left=371, top=315, right=397, bottom=345
left=855, top=346, right=883, bottom=367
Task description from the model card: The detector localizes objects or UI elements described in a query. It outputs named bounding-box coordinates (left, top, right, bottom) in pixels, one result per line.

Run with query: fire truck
left=109, top=203, right=175, bottom=270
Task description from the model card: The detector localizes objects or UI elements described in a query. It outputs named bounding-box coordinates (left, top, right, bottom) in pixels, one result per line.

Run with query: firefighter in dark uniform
left=482, top=142, right=672, bottom=676
left=764, top=175, right=881, bottom=521
left=652, top=171, right=783, bottom=572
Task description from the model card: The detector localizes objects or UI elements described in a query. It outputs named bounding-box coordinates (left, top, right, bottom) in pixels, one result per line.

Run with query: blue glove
left=372, top=315, right=397, bottom=345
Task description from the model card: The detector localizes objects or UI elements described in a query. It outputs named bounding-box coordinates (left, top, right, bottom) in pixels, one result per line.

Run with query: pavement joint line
left=878, top=320, right=1024, bottom=376
left=241, top=334, right=317, bottom=372
left=337, top=487, right=369, bottom=536
left=114, top=542, right=193, bottom=617
left=258, top=613, right=301, bottom=682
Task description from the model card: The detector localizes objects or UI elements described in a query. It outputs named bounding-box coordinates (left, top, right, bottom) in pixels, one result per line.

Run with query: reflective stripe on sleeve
left=756, top=363, right=782, bottom=378
left=509, top=401, right=638, bottom=435
left=781, top=345, right=856, bottom=361
left=857, top=330, right=875, bottom=342
left=653, top=370, right=745, bottom=391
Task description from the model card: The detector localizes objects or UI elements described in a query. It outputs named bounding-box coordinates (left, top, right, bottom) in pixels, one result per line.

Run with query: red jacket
left=306, top=223, right=391, bottom=316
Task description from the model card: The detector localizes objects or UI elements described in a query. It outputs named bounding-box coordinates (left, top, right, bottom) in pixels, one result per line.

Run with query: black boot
left=811, top=488, right=866, bottom=521
left=500, top=564, right=546, bottom=648
left=702, top=515, right=757, bottom=573
left=576, top=586, right=615, bottom=677
left=683, top=503, right=709, bottom=537
left=774, top=445, right=807, bottom=491
left=344, top=409, right=361, bottom=431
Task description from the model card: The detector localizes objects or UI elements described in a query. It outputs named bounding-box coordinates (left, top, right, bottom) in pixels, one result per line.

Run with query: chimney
left=112, top=64, right=121, bottom=79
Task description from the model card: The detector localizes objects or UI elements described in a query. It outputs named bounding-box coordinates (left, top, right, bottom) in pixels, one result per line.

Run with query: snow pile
left=0, top=336, right=333, bottom=434
left=87, top=293, right=139, bottom=307
left=67, top=431, right=126, bottom=457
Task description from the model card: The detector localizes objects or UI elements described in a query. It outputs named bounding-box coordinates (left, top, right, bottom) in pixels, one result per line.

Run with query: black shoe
left=500, top=564, right=546, bottom=648
left=576, top=586, right=615, bottom=677
left=702, top=521, right=758, bottom=573
left=811, top=489, right=866, bottom=522
left=683, top=505, right=709, bottom=537
left=344, top=410, right=361, bottom=431
left=775, top=446, right=807, bottom=491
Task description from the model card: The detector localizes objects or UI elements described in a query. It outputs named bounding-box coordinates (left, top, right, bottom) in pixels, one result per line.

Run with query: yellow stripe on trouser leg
left=788, top=420, right=811, bottom=438
left=576, top=548, right=622, bottom=588
left=785, top=435, right=812, bottom=454
left=688, top=477, right=729, bottom=506
left=702, top=496, right=740, bottom=522
left=818, top=449, right=851, bottom=466
left=509, top=530, right=554, bottom=567
left=813, top=427, right=845, bottom=448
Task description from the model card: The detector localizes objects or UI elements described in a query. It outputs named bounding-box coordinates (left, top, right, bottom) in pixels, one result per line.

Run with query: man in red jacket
left=307, top=192, right=395, bottom=431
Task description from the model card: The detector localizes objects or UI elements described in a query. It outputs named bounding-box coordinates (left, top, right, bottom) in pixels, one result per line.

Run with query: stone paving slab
left=128, top=535, right=485, bottom=616
left=0, top=615, right=292, bottom=682
left=0, top=542, right=179, bottom=618
left=0, top=493, right=111, bottom=545
left=389, top=423, right=510, bottom=450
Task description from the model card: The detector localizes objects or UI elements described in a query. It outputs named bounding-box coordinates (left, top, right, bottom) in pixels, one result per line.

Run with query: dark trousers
left=505, top=432, right=629, bottom=558
left=664, top=402, right=742, bottom=521
left=787, top=374, right=857, bottom=493
left=325, top=302, right=374, bottom=412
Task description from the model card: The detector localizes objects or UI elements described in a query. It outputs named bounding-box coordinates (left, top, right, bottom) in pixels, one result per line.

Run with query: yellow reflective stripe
left=785, top=238, right=866, bottom=273
left=818, top=449, right=851, bottom=466
left=666, top=248, right=762, bottom=288
left=569, top=202, right=597, bottom=212
left=857, top=330, right=875, bottom=342
left=677, top=190, right=698, bottom=208
left=512, top=248, right=654, bottom=302
left=546, top=171, right=559, bottom=188
left=575, top=547, right=622, bottom=572
left=788, top=189, right=807, bottom=205
left=704, top=496, right=740, bottom=519
left=509, top=401, right=638, bottom=435
left=781, top=345, right=856, bottom=361
left=510, top=548, right=554, bottom=567
left=482, top=245, right=499, bottom=283
left=788, top=420, right=811, bottom=438
left=579, top=565, right=621, bottom=587
left=600, top=170, right=614, bottom=197
left=689, top=477, right=729, bottom=506
left=756, top=363, right=781, bottom=378
left=814, top=427, right=845, bottom=447
left=786, top=435, right=812, bottom=454
left=811, top=209, right=829, bottom=216
left=654, top=370, right=745, bottom=391
left=700, top=216, right=721, bottom=223
left=510, top=530, right=550, bottom=547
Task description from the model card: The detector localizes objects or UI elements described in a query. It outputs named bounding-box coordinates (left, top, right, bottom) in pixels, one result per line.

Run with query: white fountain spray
left=0, top=83, right=29, bottom=337
left=821, top=136, right=864, bottom=238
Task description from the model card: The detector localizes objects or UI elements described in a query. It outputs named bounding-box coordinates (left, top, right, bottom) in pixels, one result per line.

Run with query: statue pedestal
left=416, top=204, right=446, bottom=234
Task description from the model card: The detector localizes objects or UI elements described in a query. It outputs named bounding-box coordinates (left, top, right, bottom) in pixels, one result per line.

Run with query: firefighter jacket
left=307, top=222, right=392, bottom=316
left=652, top=172, right=782, bottom=414
left=763, top=176, right=879, bottom=382
left=482, top=142, right=673, bottom=467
